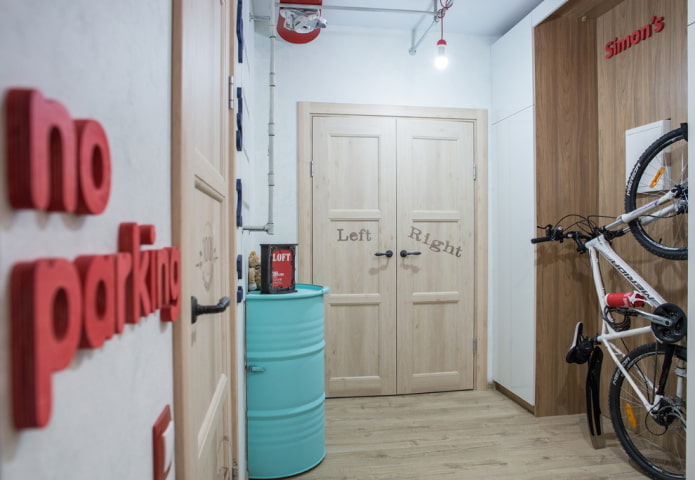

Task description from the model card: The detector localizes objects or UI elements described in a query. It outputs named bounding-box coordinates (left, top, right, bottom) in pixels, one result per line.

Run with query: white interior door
left=172, top=0, right=235, bottom=478
left=312, top=113, right=477, bottom=397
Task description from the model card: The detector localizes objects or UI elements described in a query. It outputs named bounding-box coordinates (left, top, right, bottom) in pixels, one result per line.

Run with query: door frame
left=297, top=102, right=488, bottom=391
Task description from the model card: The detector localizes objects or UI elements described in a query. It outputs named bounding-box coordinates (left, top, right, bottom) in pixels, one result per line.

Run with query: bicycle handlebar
left=530, top=236, right=553, bottom=244
left=531, top=225, right=591, bottom=253
left=531, top=225, right=565, bottom=243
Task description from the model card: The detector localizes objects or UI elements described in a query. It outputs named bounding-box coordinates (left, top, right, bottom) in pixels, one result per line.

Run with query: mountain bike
left=531, top=123, right=688, bottom=480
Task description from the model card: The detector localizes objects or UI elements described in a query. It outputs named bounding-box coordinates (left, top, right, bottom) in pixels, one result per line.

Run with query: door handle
left=400, top=250, right=422, bottom=258
left=374, top=250, right=393, bottom=258
left=191, top=296, right=231, bottom=324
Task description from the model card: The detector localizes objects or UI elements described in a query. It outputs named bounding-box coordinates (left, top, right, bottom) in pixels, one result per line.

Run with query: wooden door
left=172, top=1, right=235, bottom=479
left=312, top=113, right=476, bottom=397
left=395, top=118, right=475, bottom=394
left=312, top=115, right=398, bottom=396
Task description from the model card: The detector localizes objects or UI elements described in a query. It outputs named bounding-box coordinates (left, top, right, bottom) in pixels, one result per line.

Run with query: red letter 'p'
left=11, top=259, right=82, bottom=428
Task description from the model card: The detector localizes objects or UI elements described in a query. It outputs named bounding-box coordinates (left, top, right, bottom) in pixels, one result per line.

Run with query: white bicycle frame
left=585, top=188, right=686, bottom=417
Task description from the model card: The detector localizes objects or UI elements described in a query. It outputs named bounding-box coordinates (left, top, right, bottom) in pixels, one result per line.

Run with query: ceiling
left=251, top=0, right=545, bottom=37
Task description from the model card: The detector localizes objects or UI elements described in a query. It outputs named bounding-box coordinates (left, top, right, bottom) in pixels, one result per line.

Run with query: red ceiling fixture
left=277, top=0, right=325, bottom=44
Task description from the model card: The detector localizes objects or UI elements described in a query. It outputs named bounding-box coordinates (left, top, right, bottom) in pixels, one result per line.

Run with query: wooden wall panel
left=534, top=17, right=598, bottom=417
left=533, top=0, right=687, bottom=417
left=595, top=0, right=687, bottom=412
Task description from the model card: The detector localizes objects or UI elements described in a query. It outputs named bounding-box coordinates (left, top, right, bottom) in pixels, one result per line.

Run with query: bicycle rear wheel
left=608, top=342, right=687, bottom=480
left=624, top=124, right=688, bottom=260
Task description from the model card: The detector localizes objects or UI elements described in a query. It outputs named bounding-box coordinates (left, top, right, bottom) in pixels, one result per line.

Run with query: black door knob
left=400, top=250, right=422, bottom=258
left=374, top=250, right=393, bottom=258
left=191, top=296, right=231, bottom=324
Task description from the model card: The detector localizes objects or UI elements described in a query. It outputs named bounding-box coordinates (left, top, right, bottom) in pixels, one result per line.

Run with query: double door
left=311, top=114, right=477, bottom=397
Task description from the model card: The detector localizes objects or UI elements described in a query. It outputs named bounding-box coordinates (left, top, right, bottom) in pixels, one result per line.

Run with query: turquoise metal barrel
left=246, top=284, right=329, bottom=479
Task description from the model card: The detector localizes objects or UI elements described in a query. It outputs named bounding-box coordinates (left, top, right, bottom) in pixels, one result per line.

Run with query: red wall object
left=11, top=259, right=83, bottom=428
left=75, top=255, right=117, bottom=349
left=10, top=224, right=181, bottom=428
left=277, top=0, right=323, bottom=44
left=5, top=87, right=183, bottom=429
left=5, top=88, right=111, bottom=213
left=160, top=248, right=181, bottom=322
left=75, top=119, right=112, bottom=214
left=118, top=222, right=156, bottom=321
left=604, top=16, right=665, bottom=59
left=152, top=405, right=173, bottom=480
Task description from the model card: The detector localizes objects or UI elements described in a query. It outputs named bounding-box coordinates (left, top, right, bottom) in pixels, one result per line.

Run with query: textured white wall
left=250, top=25, right=495, bottom=245
left=0, top=1, right=173, bottom=478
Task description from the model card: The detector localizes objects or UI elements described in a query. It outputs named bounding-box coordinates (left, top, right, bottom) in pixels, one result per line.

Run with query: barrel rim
left=246, top=283, right=329, bottom=301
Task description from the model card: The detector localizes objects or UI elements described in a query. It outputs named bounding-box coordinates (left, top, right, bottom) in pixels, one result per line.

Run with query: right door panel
left=395, top=118, right=475, bottom=394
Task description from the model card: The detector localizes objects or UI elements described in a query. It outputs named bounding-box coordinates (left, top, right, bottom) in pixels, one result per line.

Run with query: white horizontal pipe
left=277, top=4, right=437, bottom=16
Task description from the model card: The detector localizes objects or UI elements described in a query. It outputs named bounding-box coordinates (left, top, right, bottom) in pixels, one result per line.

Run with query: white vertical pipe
left=243, top=0, right=276, bottom=233
left=266, top=0, right=276, bottom=235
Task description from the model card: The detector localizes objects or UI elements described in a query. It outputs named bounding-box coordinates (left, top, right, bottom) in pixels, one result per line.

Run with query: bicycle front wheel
left=624, top=124, right=688, bottom=260
left=608, top=342, right=687, bottom=480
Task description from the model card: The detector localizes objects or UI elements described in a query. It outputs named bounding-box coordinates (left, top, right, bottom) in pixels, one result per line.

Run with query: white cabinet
left=490, top=12, right=536, bottom=407
left=491, top=15, right=534, bottom=123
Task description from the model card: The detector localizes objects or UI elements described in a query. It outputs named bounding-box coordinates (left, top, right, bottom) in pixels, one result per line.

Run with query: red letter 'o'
left=75, top=119, right=112, bottom=214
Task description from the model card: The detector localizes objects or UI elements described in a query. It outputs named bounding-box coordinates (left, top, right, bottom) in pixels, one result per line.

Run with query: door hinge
left=472, top=338, right=477, bottom=354
left=310, top=160, right=316, bottom=177
left=472, top=163, right=477, bottom=181
left=231, top=465, right=239, bottom=480
left=228, top=76, right=234, bottom=111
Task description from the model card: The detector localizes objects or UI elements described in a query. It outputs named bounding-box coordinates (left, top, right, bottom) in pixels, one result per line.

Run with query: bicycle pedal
left=566, top=322, right=593, bottom=364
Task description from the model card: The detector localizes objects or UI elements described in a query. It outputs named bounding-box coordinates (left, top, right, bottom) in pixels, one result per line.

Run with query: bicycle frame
left=585, top=233, right=681, bottom=417
left=605, top=185, right=686, bottom=230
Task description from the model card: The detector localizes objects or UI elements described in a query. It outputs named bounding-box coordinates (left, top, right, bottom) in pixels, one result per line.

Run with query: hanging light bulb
left=434, top=39, right=449, bottom=70
left=434, top=0, right=452, bottom=70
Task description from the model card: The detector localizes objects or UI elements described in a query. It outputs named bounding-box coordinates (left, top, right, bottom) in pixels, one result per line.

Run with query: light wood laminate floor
left=294, top=389, right=647, bottom=480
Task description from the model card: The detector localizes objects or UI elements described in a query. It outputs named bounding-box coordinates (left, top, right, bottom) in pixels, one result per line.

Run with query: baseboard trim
left=493, top=381, right=535, bottom=415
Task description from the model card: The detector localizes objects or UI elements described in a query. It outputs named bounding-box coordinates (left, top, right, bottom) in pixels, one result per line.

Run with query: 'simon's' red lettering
left=5, top=88, right=111, bottom=214
left=10, top=223, right=181, bottom=428
left=604, top=16, right=665, bottom=59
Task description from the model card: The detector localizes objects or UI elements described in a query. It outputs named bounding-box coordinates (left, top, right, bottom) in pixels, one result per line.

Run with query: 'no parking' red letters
left=5, top=88, right=181, bottom=429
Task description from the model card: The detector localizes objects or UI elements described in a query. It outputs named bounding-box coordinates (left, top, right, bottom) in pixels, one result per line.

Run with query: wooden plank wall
left=595, top=0, right=687, bottom=413
left=533, top=0, right=687, bottom=417
left=534, top=16, right=599, bottom=417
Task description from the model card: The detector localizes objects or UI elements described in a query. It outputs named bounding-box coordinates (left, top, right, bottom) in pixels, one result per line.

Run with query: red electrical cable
left=438, top=0, right=453, bottom=42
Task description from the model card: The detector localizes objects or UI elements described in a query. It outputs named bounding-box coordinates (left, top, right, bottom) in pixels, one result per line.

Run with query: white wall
left=249, top=25, right=495, bottom=245
left=0, top=1, right=173, bottom=479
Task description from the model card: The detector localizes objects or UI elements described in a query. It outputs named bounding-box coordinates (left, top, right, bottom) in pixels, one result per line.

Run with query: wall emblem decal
left=196, top=222, right=217, bottom=291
